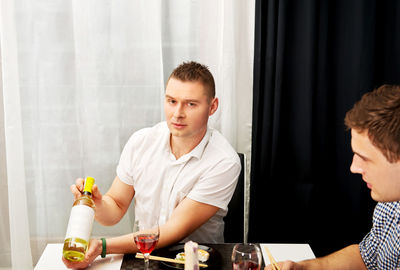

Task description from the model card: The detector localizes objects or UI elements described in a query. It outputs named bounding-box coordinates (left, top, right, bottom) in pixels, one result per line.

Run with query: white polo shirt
left=116, top=121, right=240, bottom=243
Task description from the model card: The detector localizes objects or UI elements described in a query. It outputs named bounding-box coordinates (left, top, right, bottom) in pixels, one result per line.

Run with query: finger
left=281, top=260, right=296, bottom=270
left=70, top=183, right=81, bottom=194
left=86, top=239, right=102, bottom=258
left=91, top=184, right=103, bottom=202
left=265, top=262, right=286, bottom=270
left=62, top=256, right=89, bottom=269
left=75, top=178, right=85, bottom=191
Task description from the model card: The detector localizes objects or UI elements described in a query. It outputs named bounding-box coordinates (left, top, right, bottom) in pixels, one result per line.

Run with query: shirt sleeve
left=358, top=203, right=388, bottom=269
left=116, top=128, right=149, bottom=186
left=187, top=158, right=241, bottom=210
left=359, top=231, right=378, bottom=270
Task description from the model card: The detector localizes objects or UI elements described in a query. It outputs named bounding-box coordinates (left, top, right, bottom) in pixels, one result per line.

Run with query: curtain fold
left=0, top=0, right=255, bottom=267
left=0, top=0, right=33, bottom=268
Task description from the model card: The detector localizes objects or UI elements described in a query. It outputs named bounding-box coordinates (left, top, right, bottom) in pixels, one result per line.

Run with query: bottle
left=63, top=177, right=96, bottom=262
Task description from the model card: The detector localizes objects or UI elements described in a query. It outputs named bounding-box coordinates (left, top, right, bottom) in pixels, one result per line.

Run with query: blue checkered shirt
left=359, top=201, right=400, bottom=269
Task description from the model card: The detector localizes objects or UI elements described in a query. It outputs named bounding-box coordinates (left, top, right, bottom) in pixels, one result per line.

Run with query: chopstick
left=264, top=246, right=281, bottom=270
left=136, top=253, right=208, bottom=268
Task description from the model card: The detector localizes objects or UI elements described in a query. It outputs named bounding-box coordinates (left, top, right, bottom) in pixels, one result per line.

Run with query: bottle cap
left=83, top=177, right=95, bottom=193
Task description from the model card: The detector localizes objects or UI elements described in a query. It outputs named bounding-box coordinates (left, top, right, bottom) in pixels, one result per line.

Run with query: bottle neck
left=82, top=191, right=92, bottom=196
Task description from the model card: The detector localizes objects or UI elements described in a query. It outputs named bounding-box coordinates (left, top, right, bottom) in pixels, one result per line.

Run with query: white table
left=35, top=243, right=315, bottom=269
left=34, top=244, right=123, bottom=270
left=261, top=243, right=315, bottom=264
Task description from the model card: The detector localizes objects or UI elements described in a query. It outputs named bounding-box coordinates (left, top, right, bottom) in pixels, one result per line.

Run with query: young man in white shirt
left=265, top=85, right=400, bottom=270
left=63, top=61, right=240, bottom=269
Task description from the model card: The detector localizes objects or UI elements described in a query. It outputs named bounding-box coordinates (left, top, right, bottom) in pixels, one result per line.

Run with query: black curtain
left=250, top=0, right=400, bottom=257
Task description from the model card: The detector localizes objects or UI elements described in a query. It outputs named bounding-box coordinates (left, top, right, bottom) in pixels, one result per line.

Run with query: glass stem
left=144, top=253, right=150, bottom=270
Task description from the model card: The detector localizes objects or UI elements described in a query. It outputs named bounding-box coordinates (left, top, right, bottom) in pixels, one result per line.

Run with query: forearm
left=155, top=198, right=219, bottom=250
left=298, top=245, right=367, bottom=270
left=94, top=194, right=127, bottom=226
left=156, top=219, right=191, bottom=249
left=104, top=233, right=139, bottom=255
left=104, top=222, right=185, bottom=256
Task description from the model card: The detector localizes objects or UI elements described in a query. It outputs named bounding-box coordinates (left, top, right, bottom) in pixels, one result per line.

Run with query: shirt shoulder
left=373, top=201, right=400, bottom=224
left=206, top=128, right=241, bottom=165
left=117, top=122, right=169, bottom=185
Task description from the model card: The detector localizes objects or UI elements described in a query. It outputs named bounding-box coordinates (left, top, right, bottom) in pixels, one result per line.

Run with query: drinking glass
left=231, top=243, right=262, bottom=270
left=133, top=219, right=160, bottom=270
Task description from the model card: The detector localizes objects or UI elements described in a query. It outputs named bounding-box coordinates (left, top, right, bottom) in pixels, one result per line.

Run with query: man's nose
left=350, top=155, right=363, bottom=174
left=173, top=103, right=185, bottom=118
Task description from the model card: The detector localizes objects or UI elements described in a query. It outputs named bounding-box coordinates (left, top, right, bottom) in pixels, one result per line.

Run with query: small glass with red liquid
left=232, top=243, right=262, bottom=270
left=133, top=219, right=160, bottom=270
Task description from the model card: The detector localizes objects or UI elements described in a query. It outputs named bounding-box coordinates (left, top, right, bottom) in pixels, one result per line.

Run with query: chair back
left=223, top=153, right=248, bottom=243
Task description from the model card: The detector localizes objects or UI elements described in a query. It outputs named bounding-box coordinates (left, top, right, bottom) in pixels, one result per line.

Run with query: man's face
left=164, top=77, right=218, bottom=142
left=350, top=129, right=400, bottom=202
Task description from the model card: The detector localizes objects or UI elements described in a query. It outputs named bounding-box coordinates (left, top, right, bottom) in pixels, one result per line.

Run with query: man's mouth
left=172, top=122, right=186, bottom=129
left=364, top=180, right=372, bottom=189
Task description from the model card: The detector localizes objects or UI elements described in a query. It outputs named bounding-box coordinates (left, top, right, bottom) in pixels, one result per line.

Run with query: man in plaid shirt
left=266, top=84, right=400, bottom=270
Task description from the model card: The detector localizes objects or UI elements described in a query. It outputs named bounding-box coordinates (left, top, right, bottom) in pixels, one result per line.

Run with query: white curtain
left=0, top=0, right=255, bottom=268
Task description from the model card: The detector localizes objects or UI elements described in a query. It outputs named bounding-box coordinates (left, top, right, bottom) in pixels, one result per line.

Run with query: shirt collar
left=188, top=127, right=211, bottom=159
left=166, top=127, right=212, bottom=163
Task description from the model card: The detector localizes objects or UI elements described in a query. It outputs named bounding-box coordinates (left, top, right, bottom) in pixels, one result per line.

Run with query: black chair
left=224, top=153, right=248, bottom=243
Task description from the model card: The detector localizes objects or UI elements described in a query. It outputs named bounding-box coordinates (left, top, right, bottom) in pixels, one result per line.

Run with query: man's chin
left=370, top=191, right=380, bottom=202
left=371, top=192, right=397, bottom=203
left=169, top=129, right=186, bottom=138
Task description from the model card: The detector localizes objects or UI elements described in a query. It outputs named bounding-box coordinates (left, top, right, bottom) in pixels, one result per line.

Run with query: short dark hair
left=168, top=61, right=215, bottom=100
left=345, top=84, right=400, bottom=162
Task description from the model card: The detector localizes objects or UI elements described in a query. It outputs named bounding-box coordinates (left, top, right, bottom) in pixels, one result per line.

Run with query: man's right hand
left=71, top=178, right=103, bottom=206
left=62, top=238, right=103, bottom=269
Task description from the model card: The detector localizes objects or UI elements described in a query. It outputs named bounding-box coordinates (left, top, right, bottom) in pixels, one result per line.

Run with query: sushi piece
left=175, top=249, right=210, bottom=263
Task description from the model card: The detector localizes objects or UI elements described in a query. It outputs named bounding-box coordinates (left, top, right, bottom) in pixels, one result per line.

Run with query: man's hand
left=71, top=178, right=103, bottom=206
left=265, top=261, right=303, bottom=270
left=62, top=238, right=103, bottom=269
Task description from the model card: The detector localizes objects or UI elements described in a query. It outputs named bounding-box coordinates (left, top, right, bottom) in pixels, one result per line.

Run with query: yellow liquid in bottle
left=63, top=237, right=88, bottom=262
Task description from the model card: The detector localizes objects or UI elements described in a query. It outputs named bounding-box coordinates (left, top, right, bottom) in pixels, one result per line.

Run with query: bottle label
left=65, top=205, right=95, bottom=240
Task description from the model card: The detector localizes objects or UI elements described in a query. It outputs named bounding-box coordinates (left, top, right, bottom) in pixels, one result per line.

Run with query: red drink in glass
left=233, top=261, right=260, bottom=270
left=134, top=234, right=159, bottom=254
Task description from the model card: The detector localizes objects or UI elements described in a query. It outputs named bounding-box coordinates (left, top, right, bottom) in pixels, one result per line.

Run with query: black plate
left=154, top=244, right=222, bottom=269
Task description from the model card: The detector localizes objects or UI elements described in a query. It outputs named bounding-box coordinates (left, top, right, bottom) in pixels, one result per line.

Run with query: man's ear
left=209, top=97, right=218, bottom=116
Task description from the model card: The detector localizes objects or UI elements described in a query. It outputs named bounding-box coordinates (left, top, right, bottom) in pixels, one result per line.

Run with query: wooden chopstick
left=264, top=246, right=281, bottom=270
left=136, top=252, right=208, bottom=268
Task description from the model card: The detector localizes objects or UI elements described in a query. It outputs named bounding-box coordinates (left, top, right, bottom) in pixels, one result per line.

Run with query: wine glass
left=232, top=243, right=262, bottom=270
left=133, top=219, right=160, bottom=270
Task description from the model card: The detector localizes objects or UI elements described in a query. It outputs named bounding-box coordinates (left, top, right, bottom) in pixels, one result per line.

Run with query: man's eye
left=188, top=102, right=196, bottom=107
left=168, top=99, right=176, bottom=104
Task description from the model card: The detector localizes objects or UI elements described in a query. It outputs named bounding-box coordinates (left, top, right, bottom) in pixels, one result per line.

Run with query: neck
left=170, top=129, right=207, bottom=159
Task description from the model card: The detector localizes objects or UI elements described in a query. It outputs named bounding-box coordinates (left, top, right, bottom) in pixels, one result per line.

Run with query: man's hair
left=168, top=61, right=215, bottom=100
left=345, top=84, right=400, bottom=163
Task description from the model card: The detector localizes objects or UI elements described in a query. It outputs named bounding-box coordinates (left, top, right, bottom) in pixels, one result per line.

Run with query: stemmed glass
left=232, top=243, right=262, bottom=270
left=133, top=219, right=160, bottom=270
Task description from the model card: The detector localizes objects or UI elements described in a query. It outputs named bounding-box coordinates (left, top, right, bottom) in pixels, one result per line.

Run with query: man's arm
left=101, top=197, right=219, bottom=255
left=266, top=245, right=367, bottom=270
left=158, top=197, right=219, bottom=247
left=70, top=176, right=135, bottom=226
left=104, top=197, right=219, bottom=253
left=94, top=176, right=135, bottom=225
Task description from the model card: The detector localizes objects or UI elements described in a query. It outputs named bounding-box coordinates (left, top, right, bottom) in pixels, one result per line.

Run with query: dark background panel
left=250, top=0, right=400, bottom=256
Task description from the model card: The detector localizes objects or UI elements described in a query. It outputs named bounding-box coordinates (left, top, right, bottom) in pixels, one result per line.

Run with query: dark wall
left=250, top=0, right=400, bottom=257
